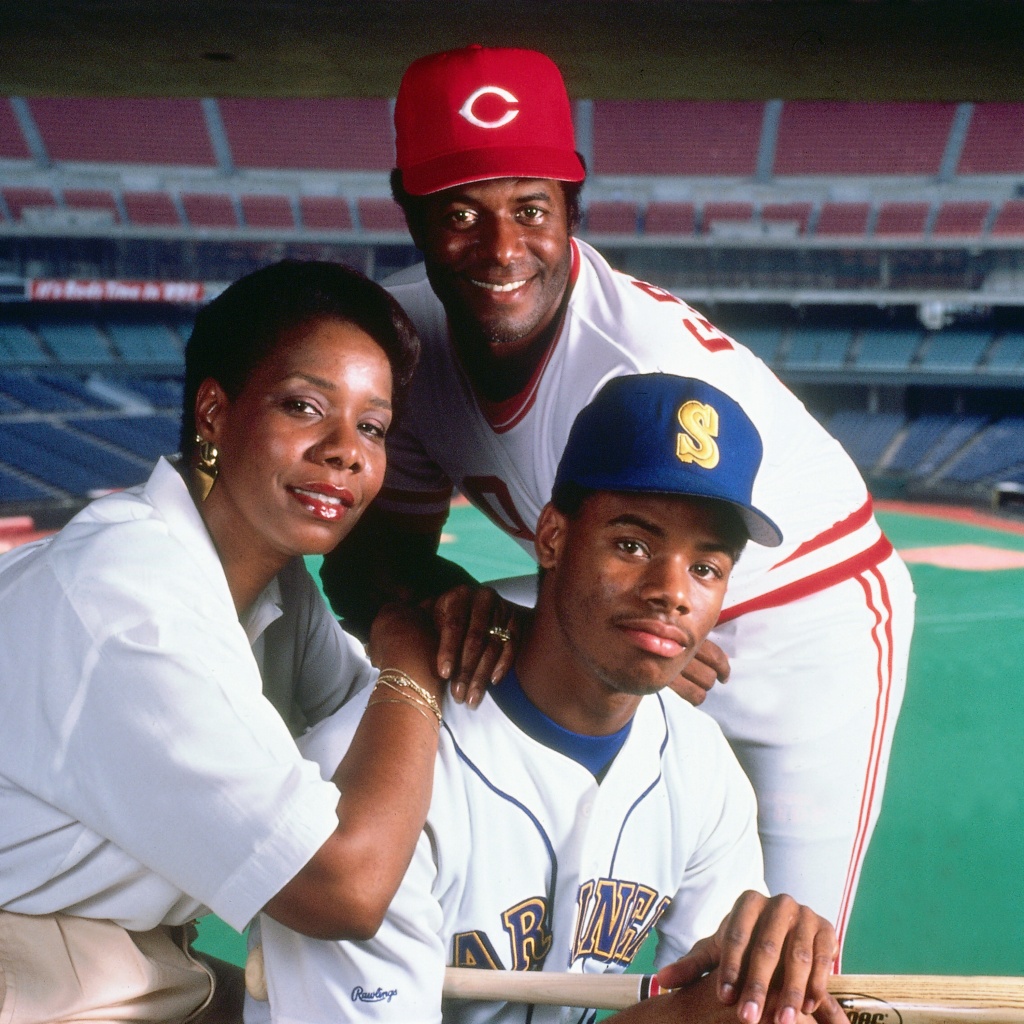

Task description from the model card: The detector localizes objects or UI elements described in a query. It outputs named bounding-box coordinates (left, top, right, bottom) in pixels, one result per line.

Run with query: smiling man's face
left=418, top=177, right=573, bottom=359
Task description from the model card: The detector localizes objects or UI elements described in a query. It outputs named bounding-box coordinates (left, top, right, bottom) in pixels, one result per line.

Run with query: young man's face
left=417, top=177, right=573, bottom=357
left=536, top=491, right=739, bottom=699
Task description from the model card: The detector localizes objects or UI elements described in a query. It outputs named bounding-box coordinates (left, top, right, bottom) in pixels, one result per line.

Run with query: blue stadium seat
left=918, top=330, right=992, bottom=371
left=35, top=321, right=115, bottom=364
left=71, top=414, right=180, bottom=462
left=127, top=377, right=184, bottom=409
left=826, top=410, right=904, bottom=469
left=0, top=372, right=89, bottom=412
left=0, top=392, right=22, bottom=413
left=984, top=332, right=1024, bottom=373
left=38, top=374, right=119, bottom=410
left=784, top=327, right=853, bottom=369
left=104, top=321, right=184, bottom=364
left=853, top=329, right=923, bottom=370
left=912, top=416, right=989, bottom=478
left=0, top=421, right=149, bottom=494
left=886, top=415, right=955, bottom=473
left=0, top=324, right=49, bottom=366
left=941, top=418, right=1024, bottom=483
left=0, top=465, right=53, bottom=502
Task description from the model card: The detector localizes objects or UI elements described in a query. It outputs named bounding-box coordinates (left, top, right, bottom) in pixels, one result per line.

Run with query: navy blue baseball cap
left=553, top=374, right=783, bottom=547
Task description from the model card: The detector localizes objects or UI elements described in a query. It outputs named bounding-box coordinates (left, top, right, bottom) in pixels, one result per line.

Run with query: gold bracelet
left=376, top=669, right=443, bottom=723
left=373, top=676, right=443, bottom=726
left=366, top=695, right=440, bottom=731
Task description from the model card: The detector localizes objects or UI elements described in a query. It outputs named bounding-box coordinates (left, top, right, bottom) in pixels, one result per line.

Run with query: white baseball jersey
left=381, top=239, right=891, bottom=618
left=255, top=679, right=765, bottom=1024
left=377, top=240, right=916, bottom=954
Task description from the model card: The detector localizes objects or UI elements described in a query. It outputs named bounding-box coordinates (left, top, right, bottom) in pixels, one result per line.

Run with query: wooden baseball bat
left=247, top=946, right=1024, bottom=1021
left=444, top=968, right=1024, bottom=1020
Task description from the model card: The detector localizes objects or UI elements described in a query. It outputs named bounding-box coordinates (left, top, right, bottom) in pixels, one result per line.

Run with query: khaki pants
left=0, top=911, right=244, bottom=1024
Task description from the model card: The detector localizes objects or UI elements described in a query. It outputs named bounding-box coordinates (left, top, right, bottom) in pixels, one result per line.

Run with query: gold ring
left=488, top=625, right=513, bottom=643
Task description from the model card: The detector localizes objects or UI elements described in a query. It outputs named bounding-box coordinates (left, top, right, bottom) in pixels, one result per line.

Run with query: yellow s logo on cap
left=676, top=401, right=720, bottom=469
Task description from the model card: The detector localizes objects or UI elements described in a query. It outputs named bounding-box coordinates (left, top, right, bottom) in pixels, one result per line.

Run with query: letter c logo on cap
left=459, top=86, right=520, bottom=129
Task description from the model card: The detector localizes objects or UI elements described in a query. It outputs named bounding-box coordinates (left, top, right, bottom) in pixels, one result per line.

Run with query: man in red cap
left=320, top=45, right=916, bottom=963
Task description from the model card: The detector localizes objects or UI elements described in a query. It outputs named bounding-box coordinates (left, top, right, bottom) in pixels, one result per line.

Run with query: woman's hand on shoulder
left=427, top=584, right=524, bottom=706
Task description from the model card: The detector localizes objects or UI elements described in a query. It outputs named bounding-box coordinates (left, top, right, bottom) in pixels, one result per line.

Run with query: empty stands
left=584, top=201, right=639, bottom=234
left=918, top=329, right=992, bottom=372
left=357, top=197, right=406, bottom=232
left=932, top=201, right=990, bottom=238
left=957, top=103, right=1024, bottom=175
left=774, top=101, right=956, bottom=176
left=27, top=98, right=216, bottom=166
left=853, top=329, right=923, bottom=370
left=219, top=98, right=393, bottom=171
left=875, top=202, right=930, bottom=238
left=241, top=194, right=295, bottom=230
left=990, top=200, right=1024, bottom=238
left=784, top=327, right=853, bottom=369
left=985, top=332, right=1024, bottom=373
left=0, top=99, right=30, bottom=160
left=827, top=410, right=904, bottom=470
left=941, top=418, right=1024, bottom=483
left=643, top=202, right=695, bottom=236
left=886, top=415, right=956, bottom=474
left=592, top=100, right=763, bottom=176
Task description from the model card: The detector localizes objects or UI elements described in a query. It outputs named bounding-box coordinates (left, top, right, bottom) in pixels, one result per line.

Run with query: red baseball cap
left=394, top=45, right=586, bottom=196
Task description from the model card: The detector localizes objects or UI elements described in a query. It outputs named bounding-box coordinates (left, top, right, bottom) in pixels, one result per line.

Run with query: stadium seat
left=643, top=202, right=695, bottom=236
left=984, top=332, right=1024, bottom=372
left=827, top=410, right=904, bottom=470
left=34, top=322, right=114, bottom=364
left=814, top=202, right=870, bottom=237
left=912, top=416, right=988, bottom=478
left=774, top=101, right=956, bottom=175
left=103, top=322, right=183, bottom=364
left=957, top=103, right=1024, bottom=175
left=931, top=201, right=990, bottom=238
left=299, top=196, right=353, bottom=231
left=730, top=326, right=783, bottom=364
left=0, top=99, right=31, bottom=160
left=592, top=100, right=763, bottom=175
left=917, top=329, right=992, bottom=371
left=941, top=418, right=1024, bottom=483
left=70, top=413, right=180, bottom=462
left=989, top=200, right=1024, bottom=238
left=0, top=372, right=89, bottom=411
left=886, top=415, right=956, bottom=473
left=874, top=202, right=930, bottom=238
left=357, top=198, right=407, bottom=232
left=219, top=98, right=393, bottom=171
left=784, top=327, right=853, bottom=369
left=124, top=191, right=182, bottom=227
left=853, top=329, right=923, bottom=370
left=27, top=97, right=216, bottom=165
left=62, top=189, right=121, bottom=224
left=3, top=187, right=56, bottom=221
left=762, top=203, right=813, bottom=235
left=584, top=201, right=639, bottom=234
left=240, top=194, right=296, bottom=229
left=181, top=193, right=238, bottom=229
left=702, top=202, right=754, bottom=235
left=0, top=325, right=49, bottom=366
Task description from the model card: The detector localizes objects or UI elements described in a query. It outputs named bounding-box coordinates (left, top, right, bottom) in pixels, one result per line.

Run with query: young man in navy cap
left=256, top=375, right=846, bottom=1024
left=319, top=45, right=916, bottom=957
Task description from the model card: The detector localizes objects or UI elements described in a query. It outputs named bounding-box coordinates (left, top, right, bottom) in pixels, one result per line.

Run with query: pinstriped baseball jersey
left=380, top=239, right=884, bottom=614
left=256, top=683, right=765, bottom=1024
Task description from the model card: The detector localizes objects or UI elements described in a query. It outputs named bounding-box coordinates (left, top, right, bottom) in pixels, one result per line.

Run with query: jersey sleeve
left=376, top=408, right=455, bottom=520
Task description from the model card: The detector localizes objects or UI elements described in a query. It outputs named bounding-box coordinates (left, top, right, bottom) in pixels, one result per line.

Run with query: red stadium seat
left=357, top=198, right=407, bottom=232
left=240, top=194, right=295, bottom=229
left=584, top=201, right=639, bottom=234
left=932, top=201, right=990, bottom=238
left=592, top=100, right=763, bottom=176
left=874, top=202, right=930, bottom=237
left=643, top=202, right=696, bottom=236
left=702, top=201, right=754, bottom=234
left=762, top=202, right=813, bottom=234
left=181, top=193, right=238, bottom=229
left=123, top=191, right=181, bottom=226
left=27, top=98, right=216, bottom=166
left=219, top=98, right=394, bottom=171
left=814, top=202, right=870, bottom=236
left=990, top=199, right=1024, bottom=238
left=0, top=100, right=30, bottom=160
left=63, top=189, right=120, bottom=223
left=299, top=197, right=353, bottom=231
left=957, top=103, right=1024, bottom=175
left=774, top=101, right=956, bottom=175
left=3, top=187, right=56, bottom=220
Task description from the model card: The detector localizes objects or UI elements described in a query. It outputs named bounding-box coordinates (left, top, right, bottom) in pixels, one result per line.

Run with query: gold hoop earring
left=194, top=434, right=219, bottom=502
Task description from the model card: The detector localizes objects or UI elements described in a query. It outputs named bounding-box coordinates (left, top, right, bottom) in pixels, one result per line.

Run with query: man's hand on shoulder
left=656, top=892, right=846, bottom=1024
left=667, top=637, right=730, bottom=706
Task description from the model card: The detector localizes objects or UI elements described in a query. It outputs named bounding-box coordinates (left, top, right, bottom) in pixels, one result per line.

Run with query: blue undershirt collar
left=489, top=668, right=633, bottom=780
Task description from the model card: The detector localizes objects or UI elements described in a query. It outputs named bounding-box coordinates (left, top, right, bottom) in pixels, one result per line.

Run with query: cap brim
left=402, top=145, right=586, bottom=196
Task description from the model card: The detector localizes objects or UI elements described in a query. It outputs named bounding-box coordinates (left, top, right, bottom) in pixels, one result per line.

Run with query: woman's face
left=200, top=316, right=393, bottom=568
